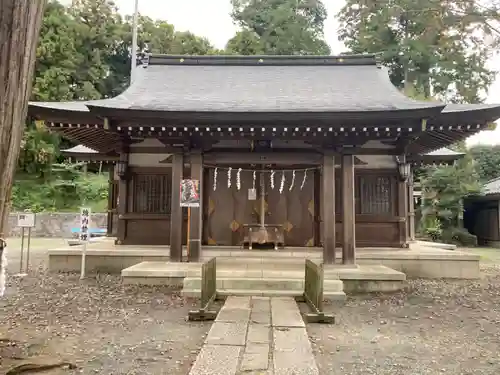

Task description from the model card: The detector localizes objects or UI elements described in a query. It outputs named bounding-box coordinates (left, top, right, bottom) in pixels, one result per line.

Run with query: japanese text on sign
left=80, top=207, right=91, bottom=242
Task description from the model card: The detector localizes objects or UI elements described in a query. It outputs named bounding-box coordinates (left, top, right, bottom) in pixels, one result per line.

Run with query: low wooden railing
left=303, top=259, right=335, bottom=324
left=188, top=257, right=218, bottom=321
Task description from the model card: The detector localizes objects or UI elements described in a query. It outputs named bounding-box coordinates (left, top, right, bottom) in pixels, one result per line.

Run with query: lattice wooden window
left=132, top=174, right=171, bottom=214
left=357, top=175, right=393, bottom=215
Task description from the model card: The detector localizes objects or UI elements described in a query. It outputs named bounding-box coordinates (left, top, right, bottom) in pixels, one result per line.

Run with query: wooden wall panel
left=266, top=170, right=315, bottom=246
left=335, top=222, right=399, bottom=247
left=125, top=218, right=188, bottom=245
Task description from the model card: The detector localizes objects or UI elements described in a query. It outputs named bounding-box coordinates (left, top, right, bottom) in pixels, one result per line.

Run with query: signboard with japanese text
left=80, top=207, right=91, bottom=242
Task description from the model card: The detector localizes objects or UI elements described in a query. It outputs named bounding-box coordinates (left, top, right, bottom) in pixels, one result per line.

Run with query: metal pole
left=130, top=0, right=139, bottom=82
left=26, top=228, right=31, bottom=273
left=19, top=228, right=25, bottom=274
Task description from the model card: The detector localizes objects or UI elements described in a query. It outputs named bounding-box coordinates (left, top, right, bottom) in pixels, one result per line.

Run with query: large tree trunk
left=0, top=0, right=46, bottom=294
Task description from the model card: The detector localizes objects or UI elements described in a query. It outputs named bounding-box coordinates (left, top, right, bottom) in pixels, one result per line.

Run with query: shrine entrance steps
left=189, top=295, right=319, bottom=375
left=121, top=256, right=407, bottom=298
left=183, top=257, right=346, bottom=301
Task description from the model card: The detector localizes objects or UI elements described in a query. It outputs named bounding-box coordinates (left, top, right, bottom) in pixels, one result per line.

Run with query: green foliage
left=421, top=155, right=480, bottom=227
left=423, top=217, right=442, bottom=242
left=469, top=145, right=500, bottom=183
left=17, top=0, right=217, bottom=212
left=227, top=0, right=330, bottom=55
left=337, top=0, right=500, bottom=102
left=441, top=227, right=478, bottom=247
left=12, top=164, right=108, bottom=213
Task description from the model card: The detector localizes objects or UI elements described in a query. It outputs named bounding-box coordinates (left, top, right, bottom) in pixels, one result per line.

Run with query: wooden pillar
left=341, top=154, right=356, bottom=264
left=408, top=174, right=416, bottom=241
left=170, top=152, right=184, bottom=262
left=322, top=152, right=336, bottom=264
left=188, top=151, right=203, bottom=262
left=107, top=164, right=115, bottom=236
left=398, top=177, right=409, bottom=248
left=116, top=151, right=128, bottom=245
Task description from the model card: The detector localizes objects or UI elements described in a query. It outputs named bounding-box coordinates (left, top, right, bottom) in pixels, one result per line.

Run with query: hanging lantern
left=396, top=156, right=411, bottom=181
left=115, top=160, right=128, bottom=180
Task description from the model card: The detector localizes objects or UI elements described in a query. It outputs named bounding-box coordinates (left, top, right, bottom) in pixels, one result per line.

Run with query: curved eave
left=408, top=104, right=500, bottom=154
left=430, top=103, right=500, bottom=125
left=411, top=150, right=465, bottom=166
left=85, top=105, right=446, bottom=124
left=46, top=123, right=123, bottom=154
left=28, top=101, right=103, bottom=125
left=61, top=145, right=119, bottom=162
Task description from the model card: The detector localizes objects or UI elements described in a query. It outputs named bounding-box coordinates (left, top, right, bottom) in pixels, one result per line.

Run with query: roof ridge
left=146, top=54, right=378, bottom=67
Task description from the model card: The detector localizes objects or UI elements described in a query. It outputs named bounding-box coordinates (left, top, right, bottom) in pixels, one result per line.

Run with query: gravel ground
left=0, top=240, right=212, bottom=375
left=308, top=264, right=500, bottom=375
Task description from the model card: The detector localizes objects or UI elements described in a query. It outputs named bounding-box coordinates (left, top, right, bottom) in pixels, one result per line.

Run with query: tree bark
left=0, top=0, right=46, bottom=292
left=0, top=0, right=46, bottom=236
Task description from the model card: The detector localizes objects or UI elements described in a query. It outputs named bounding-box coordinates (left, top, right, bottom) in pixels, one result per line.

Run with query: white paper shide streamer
left=0, top=241, right=7, bottom=297
left=300, top=170, right=307, bottom=190
left=213, top=167, right=218, bottom=191
left=279, top=171, right=285, bottom=194
left=289, top=170, right=296, bottom=191
left=236, top=168, right=242, bottom=190
left=270, top=170, right=275, bottom=190
left=227, top=167, right=232, bottom=188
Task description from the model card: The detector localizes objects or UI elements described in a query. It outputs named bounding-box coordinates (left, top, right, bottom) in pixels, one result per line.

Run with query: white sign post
left=15, top=212, right=36, bottom=276
left=79, top=207, right=91, bottom=280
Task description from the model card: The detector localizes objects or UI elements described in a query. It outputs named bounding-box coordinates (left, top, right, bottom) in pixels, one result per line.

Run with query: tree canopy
left=337, top=0, right=500, bottom=102
left=227, top=0, right=330, bottom=55
left=15, top=0, right=218, bottom=212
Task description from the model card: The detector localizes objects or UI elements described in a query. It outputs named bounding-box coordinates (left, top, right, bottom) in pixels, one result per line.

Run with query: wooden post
left=341, top=154, right=356, bottom=264
left=116, top=150, right=128, bottom=245
left=408, top=174, right=416, bottom=241
left=106, top=164, right=115, bottom=236
left=170, top=152, right=184, bottom=262
left=188, top=151, right=203, bottom=262
left=398, top=178, right=409, bottom=248
left=322, top=152, right=336, bottom=264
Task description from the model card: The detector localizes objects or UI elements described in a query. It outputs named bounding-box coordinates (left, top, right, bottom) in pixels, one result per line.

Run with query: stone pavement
left=188, top=296, right=319, bottom=375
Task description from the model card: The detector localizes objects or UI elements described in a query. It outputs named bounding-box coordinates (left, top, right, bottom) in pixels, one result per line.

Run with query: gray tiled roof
left=31, top=54, right=445, bottom=113
left=484, top=177, right=500, bottom=195
left=62, top=145, right=98, bottom=154
left=425, top=147, right=464, bottom=156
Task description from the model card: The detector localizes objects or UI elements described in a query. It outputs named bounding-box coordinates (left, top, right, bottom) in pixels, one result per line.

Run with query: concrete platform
left=120, top=259, right=407, bottom=297
left=47, top=242, right=480, bottom=280
left=324, top=264, right=407, bottom=293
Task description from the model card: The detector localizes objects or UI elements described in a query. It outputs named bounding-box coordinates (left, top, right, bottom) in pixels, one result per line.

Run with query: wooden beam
left=204, top=151, right=323, bottom=165
left=188, top=151, right=203, bottom=262
left=322, top=152, right=336, bottom=264
left=170, top=152, right=184, bottom=261
left=341, top=154, right=356, bottom=264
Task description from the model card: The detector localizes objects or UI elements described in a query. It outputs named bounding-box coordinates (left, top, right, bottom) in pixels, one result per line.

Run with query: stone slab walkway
left=188, top=296, right=319, bottom=375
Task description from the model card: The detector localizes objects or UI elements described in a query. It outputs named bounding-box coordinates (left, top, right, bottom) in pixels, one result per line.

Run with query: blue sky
left=63, top=0, right=500, bottom=145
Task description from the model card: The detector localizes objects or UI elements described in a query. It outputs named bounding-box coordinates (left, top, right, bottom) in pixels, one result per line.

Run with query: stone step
left=213, top=256, right=320, bottom=265
left=182, top=288, right=346, bottom=301
left=183, top=277, right=344, bottom=292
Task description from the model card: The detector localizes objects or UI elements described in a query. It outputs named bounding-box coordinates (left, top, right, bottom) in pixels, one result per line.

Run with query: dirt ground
left=0, top=239, right=211, bottom=375
left=309, top=262, right=500, bottom=375
left=3, top=239, right=500, bottom=374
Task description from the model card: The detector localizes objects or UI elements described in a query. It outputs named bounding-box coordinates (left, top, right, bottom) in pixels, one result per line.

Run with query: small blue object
left=71, top=227, right=107, bottom=236
left=71, top=228, right=106, bottom=234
